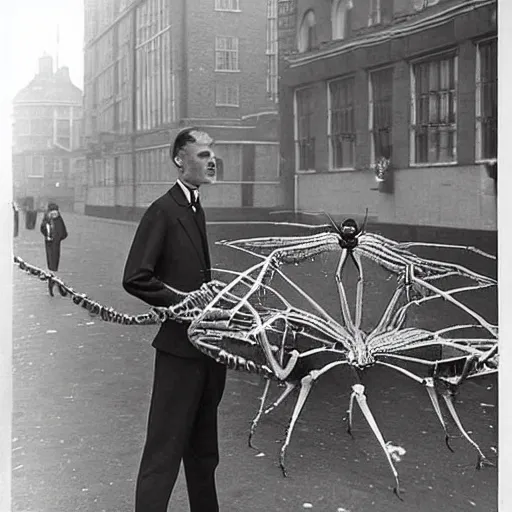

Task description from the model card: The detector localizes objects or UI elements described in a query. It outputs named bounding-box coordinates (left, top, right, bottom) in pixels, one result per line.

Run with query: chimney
left=56, top=66, right=71, bottom=82
left=38, top=54, right=54, bottom=77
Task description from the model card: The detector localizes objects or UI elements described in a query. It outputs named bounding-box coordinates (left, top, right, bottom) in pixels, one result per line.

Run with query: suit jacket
left=40, top=215, right=68, bottom=243
left=123, top=184, right=211, bottom=358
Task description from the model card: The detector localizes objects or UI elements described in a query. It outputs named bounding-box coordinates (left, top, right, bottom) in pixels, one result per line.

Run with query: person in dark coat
left=40, top=203, right=68, bottom=272
left=13, top=202, right=19, bottom=237
left=123, top=128, right=226, bottom=512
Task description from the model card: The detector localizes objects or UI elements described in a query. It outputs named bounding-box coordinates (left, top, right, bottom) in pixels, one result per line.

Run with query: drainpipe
left=181, top=0, right=188, bottom=120
left=131, top=6, right=137, bottom=218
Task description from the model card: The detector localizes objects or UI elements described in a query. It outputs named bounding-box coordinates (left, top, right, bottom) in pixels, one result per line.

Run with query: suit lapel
left=170, top=184, right=208, bottom=269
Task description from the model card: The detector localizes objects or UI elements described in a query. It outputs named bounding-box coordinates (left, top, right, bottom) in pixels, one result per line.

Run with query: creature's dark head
left=340, top=218, right=359, bottom=240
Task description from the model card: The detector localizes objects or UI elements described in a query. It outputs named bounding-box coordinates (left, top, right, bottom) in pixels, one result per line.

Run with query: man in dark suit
left=123, top=127, right=227, bottom=512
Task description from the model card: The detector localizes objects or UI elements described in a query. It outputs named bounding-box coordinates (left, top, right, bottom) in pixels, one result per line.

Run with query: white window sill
left=215, top=69, right=240, bottom=73
left=215, top=9, right=241, bottom=12
left=329, top=167, right=356, bottom=172
left=409, top=161, right=458, bottom=168
left=296, top=169, right=316, bottom=174
left=215, top=104, right=240, bottom=108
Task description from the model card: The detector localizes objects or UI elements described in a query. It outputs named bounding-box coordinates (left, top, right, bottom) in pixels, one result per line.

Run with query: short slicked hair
left=170, top=126, right=201, bottom=165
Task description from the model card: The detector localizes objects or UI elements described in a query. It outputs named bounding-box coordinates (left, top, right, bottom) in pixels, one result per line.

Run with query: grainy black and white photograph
left=0, top=0, right=509, bottom=511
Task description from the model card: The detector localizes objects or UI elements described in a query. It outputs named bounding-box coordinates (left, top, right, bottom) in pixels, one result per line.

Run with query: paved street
left=12, top=212, right=498, bottom=512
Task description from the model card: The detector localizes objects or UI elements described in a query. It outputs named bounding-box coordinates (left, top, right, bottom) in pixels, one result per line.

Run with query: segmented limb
left=372, top=286, right=407, bottom=336
left=215, top=244, right=341, bottom=328
left=423, top=377, right=454, bottom=452
left=279, top=361, right=348, bottom=477
left=264, top=382, right=297, bottom=415
left=335, top=249, right=355, bottom=334
left=350, top=384, right=403, bottom=499
left=441, top=391, right=493, bottom=468
left=249, top=378, right=272, bottom=449
left=395, top=242, right=496, bottom=260
left=410, top=268, right=497, bottom=337
left=351, top=251, right=364, bottom=331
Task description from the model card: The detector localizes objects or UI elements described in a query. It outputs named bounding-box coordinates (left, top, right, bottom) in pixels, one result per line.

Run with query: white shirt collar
left=176, top=179, right=198, bottom=204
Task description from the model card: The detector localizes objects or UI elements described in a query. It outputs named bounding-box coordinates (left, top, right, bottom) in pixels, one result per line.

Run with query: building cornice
left=286, top=0, right=496, bottom=69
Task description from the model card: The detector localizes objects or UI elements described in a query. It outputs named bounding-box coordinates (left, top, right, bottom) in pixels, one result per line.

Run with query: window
left=332, top=0, right=352, bottom=40
left=115, top=13, right=133, bottom=134
left=369, top=67, right=393, bottom=163
left=298, top=10, right=316, bottom=52
left=136, top=0, right=175, bottom=131
left=215, top=83, right=240, bottom=106
left=266, top=0, right=278, bottom=102
left=30, top=156, right=44, bottom=178
left=213, top=144, right=242, bottom=181
left=294, top=87, right=315, bottom=171
left=56, top=119, right=71, bottom=148
left=215, top=36, right=239, bottom=71
left=215, top=0, right=240, bottom=11
left=476, top=38, right=497, bottom=161
left=329, top=77, right=355, bottom=169
left=136, top=148, right=171, bottom=183
left=411, top=53, right=457, bottom=164
left=368, top=0, right=393, bottom=26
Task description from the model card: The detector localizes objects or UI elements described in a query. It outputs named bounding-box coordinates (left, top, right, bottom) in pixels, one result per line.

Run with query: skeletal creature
left=13, top=217, right=498, bottom=498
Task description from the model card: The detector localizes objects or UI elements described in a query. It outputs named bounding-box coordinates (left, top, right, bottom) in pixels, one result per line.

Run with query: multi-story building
left=12, top=54, right=85, bottom=212
left=278, top=0, right=497, bottom=240
left=83, top=0, right=281, bottom=221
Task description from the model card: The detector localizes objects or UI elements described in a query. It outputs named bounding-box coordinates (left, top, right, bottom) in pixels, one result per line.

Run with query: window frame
left=369, top=65, right=394, bottom=165
left=294, top=86, right=316, bottom=173
left=215, top=36, right=240, bottom=72
left=327, top=75, right=356, bottom=171
left=368, top=0, right=380, bottom=26
left=475, top=36, right=497, bottom=163
left=214, top=0, right=241, bottom=12
left=332, top=0, right=352, bottom=41
left=298, top=9, right=316, bottom=52
left=215, top=83, right=240, bottom=107
left=409, top=50, right=458, bottom=167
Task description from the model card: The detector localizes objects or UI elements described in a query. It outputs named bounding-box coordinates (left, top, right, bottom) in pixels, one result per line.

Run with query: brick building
left=278, top=0, right=497, bottom=238
left=83, top=0, right=281, bottom=221
left=12, top=55, right=85, bottom=213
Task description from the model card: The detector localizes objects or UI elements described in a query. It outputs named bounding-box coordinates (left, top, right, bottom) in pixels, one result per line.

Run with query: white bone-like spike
left=248, top=378, right=272, bottom=449
left=350, top=384, right=402, bottom=498
left=441, top=392, right=493, bottom=468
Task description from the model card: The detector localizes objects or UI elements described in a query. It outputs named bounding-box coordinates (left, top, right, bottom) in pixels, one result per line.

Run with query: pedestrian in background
left=123, top=127, right=225, bottom=512
left=40, top=203, right=68, bottom=272
left=13, top=202, right=19, bottom=237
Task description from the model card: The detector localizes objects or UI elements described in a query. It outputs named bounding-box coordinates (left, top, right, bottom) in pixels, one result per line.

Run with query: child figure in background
left=40, top=203, right=68, bottom=272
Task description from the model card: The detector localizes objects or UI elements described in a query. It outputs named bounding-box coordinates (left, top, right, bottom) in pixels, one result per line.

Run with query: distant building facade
left=83, top=0, right=281, bottom=221
left=12, top=55, right=85, bottom=213
left=278, top=0, right=497, bottom=235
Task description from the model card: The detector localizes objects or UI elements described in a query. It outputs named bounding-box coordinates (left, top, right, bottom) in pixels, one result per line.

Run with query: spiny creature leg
left=335, top=249, right=355, bottom=333
left=249, top=378, right=272, bottom=449
left=423, top=378, right=454, bottom=452
left=351, top=384, right=403, bottom=499
left=346, top=387, right=357, bottom=437
left=441, top=392, right=493, bottom=469
left=351, top=252, right=364, bottom=331
left=279, top=374, right=315, bottom=477
left=279, top=362, right=348, bottom=477
left=264, top=382, right=296, bottom=415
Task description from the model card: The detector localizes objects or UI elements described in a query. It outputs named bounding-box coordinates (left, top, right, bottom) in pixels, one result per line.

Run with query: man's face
left=178, top=131, right=216, bottom=188
left=49, top=210, right=59, bottom=219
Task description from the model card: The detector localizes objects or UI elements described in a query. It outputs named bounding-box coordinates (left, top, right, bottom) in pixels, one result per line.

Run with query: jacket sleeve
left=40, top=219, right=47, bottom=237
left=60, top=218, right=68, bottom=240
left=122, top=203, right=177, bottom=307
